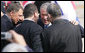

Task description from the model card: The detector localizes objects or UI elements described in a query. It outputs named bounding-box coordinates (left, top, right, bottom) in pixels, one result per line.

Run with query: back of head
left=6, top=3, right=23, bottom=13
left=2, top=43, right=28, bottom=52
left=23, top=4, right=38, bottom=18
left=47, top=3, right=62, bottom=18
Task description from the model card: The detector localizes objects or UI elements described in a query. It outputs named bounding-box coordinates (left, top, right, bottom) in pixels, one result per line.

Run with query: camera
left=1, top=32, right=12, bottom=40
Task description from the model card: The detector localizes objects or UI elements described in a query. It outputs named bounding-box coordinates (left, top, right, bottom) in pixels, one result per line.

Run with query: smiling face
left=40, top=9, right=51, bottom=25
left=10, top=8, right=24, bottom=24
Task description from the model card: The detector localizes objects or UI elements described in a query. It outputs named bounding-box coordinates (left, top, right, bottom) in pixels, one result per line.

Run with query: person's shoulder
left=1, top=15, right=9, bottom=21
left=22, top=20, right=43, bottom=31
left=26, top=20, right=43, bottom=29
left=18, top=20, right=31, bottom=27
left=1, top=14, right=7, bottom=19
left=32, top=22, right=43, bottom=30
left=1, top=15, right=11, bottom=25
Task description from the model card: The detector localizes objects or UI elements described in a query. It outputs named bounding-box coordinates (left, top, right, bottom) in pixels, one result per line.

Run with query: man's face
left=10, top=9, right=24, bottom=24
left=40, top=9, right=51, bottom=25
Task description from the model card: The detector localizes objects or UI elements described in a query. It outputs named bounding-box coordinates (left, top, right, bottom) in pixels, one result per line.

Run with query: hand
left=8, top=30, right=27, bottom=47
left=70, top=20, right=79, bottom=25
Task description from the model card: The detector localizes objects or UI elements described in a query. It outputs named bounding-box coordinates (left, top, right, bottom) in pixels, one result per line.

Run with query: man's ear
left=34, top=12, right=36, bottom=17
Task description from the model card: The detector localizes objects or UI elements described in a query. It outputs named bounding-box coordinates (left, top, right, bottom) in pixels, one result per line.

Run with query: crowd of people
left=1, top=1, right=84, bottom=52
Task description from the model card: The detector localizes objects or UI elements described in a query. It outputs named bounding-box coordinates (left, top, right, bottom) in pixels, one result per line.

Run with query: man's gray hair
left=2, top=43, right=28, bottom=52
left=47, top=3, right=62, bottom=18
left=40, top=2, right=51, bottom=11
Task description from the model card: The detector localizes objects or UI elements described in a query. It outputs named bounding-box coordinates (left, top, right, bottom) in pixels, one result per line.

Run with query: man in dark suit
left=38, top=2, right=84, bottom=38
left=41, top=3, right=82, bottom=52
left=1, top=3, right=24, bottom=50
left=13, top=4, right=43, bottom=52
left=1, top=3, right=24, bottom=32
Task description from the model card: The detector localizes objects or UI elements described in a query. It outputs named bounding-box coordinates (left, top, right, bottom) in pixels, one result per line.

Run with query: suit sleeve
left=78, top=24, right=84, bottom=38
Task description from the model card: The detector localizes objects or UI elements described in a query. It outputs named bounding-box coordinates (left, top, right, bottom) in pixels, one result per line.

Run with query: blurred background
left=74, top=1, right=84, bottom=27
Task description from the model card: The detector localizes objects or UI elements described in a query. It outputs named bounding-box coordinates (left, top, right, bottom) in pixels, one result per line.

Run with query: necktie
left=44, top=25, right=48, bottom=29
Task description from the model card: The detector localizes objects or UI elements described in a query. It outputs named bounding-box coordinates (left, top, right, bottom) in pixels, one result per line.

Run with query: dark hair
left=34, top=1, right=51, bottom=13
left=23, top=4, right=38, bottom=18
left=6, top=3, right=23, bottom=13
left=47, top=3, right=62, bottom=18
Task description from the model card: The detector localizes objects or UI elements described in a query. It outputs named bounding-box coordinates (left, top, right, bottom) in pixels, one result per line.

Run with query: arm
left=8, top=30, right=33, bottom=52
left=8, top=30, right=27, bottom=46
left=70, top=20, right=84, bottom=38
left=78, top=24, right=84, bottom=38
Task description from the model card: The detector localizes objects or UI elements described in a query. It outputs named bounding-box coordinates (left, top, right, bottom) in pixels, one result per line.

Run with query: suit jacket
left=41, top=19, right=82, bottom=52
left=1, top=14, right=15, bottom=50
left=78, top=24, right=84, bottom=38
left=37, top=17, right=84, bottom=38
left=13, top=20, right=43, bottom=52
left=1, top=14, right=14, bottom=32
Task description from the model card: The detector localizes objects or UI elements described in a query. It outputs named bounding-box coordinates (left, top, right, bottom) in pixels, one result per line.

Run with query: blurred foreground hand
left=8, top=30, right=27, bottom=47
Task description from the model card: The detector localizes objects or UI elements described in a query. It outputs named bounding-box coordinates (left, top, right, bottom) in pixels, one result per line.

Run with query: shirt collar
left=44, top=22, right=52, bottom=28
